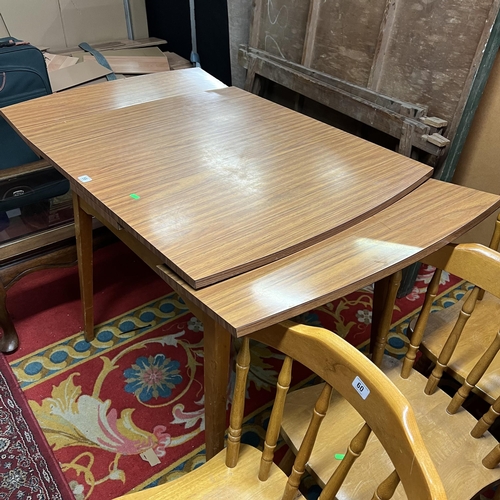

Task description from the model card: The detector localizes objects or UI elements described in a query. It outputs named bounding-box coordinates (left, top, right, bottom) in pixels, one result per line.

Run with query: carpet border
left=0, top=352, right=75, bottom=499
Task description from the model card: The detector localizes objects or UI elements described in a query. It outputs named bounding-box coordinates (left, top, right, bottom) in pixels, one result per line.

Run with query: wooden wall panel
left=311, top=0, right=387, bottom=85
left=254, top=0, right=310, bottom=63
left=240, top=0, right=500, bottom=167
left=376, top=0, right=493, bottom=123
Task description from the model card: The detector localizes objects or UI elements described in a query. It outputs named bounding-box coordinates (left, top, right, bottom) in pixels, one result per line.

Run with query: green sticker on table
left=130, top=193, right=140, bottom=199
left=334, top=454, right=345, bottom=460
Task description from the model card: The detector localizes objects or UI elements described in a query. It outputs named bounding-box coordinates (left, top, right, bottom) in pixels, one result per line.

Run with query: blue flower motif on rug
left=124, top=354, right=183, bottom=402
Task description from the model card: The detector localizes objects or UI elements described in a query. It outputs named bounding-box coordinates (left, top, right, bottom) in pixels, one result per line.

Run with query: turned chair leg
left=0, top=281, right=19, bottom=353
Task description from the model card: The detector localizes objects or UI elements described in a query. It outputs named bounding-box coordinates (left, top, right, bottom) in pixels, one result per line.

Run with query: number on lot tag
left=352, top=376, right=370, bottom=400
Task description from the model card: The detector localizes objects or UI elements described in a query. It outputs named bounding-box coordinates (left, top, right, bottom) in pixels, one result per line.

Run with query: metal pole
left=0, top=13, right=11, bottom=37
left=189, top=0, right=201, bottom=66
left=123, top=0, right=134, bottom=40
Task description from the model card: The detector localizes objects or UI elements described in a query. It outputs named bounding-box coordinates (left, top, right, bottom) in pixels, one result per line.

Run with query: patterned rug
left=3, top=241, right=473, bottom=498
left=0, top=353, right=74, bottom=499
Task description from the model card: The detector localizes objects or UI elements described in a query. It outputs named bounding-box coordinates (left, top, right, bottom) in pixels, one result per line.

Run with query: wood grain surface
left=159, top=179, right=500, bottom=336
left=2, top=68, right=225, bottom=129
left=2, top=82, right=432, bottom=288
left=114, top=445, right=304, bottom=499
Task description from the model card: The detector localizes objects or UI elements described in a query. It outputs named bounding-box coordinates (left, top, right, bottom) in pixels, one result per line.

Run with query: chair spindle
left=447, top=329, right=500, bottom=414
left=226, top=337, right=251, bottom=468
left=483, top=443, right=500, bottom=469
left=472, top=395, right=500, bottom=438
left=318, top=423, right=372, bottom=500
left=401, top=268, right=441, bottom=378
left=372, top=470, right=401, bottom=500
left=282, top=383, right=333, bottom=500
left=425, top=286, right=480, bottom=395
left=259, top=355, right=293, bottom=481
left=479, top=213, right=500, bottom=301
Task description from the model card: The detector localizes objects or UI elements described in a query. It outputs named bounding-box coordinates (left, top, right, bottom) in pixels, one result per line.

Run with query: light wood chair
left=114, top=321, right=445, bottom=500
left=281, top=243, right=500, bottom=499
left=412, top=212, right=500, bottom=405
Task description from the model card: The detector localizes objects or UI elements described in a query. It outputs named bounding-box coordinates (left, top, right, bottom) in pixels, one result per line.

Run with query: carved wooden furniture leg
left=0, top=280, right=19, bottom=353
left=72, top=193, right=95, bottom=342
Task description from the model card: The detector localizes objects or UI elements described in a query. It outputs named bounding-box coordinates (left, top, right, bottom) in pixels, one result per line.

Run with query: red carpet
left=3, top=241, right=470, bottom=498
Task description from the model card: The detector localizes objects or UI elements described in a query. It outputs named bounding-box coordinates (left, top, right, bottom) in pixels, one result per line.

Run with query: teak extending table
left=3, top=68, right=500, bottom=460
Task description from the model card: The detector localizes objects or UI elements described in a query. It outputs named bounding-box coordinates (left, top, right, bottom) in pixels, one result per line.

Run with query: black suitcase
left=0, top=37, right=69, bottom=213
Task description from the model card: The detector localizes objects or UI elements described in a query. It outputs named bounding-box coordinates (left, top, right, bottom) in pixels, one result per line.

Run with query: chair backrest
left=229, top=321, right=445, bottom=500
left=402, top=242, right=500, bottom=440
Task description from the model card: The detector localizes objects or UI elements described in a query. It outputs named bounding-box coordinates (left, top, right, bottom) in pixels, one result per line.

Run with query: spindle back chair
left=281, top=243, right=500, bottom=499
left=413, top=212, right=500, bottom=405
left=115, top=321, right=444, bottom=500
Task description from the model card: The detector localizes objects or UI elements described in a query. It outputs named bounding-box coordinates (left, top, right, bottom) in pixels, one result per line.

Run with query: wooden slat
left=241, top=46, right=428, bottom=118
left=307, top=0, right=388, bottom=85
left=238, top=49, right=442, bottom=156
left=248, top=0, right=264, bottom=49
left=3, top=86, right=432, bottom=289
left=301, top=0, right=321, bottom=67
left=158, top=179, right=500, bottom=336
left=368, top=0, right=398, bottom=90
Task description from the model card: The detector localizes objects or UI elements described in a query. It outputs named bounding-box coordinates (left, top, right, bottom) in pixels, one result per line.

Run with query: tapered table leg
left=183, top=298, right=232, bottom=460
left=202, top=315, right=232, bottom=460
left=371, top=271, right=402, bottom=367
left=72, top=193, right=94, bottom=342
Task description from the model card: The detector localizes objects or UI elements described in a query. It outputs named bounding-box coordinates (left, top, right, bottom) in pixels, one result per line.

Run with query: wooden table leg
left=0, top=282, right=19, bottom=353
left=202, top=315, right=232, bottom=460
left=371, top=270, right=402, bottom=367
left=72, top=193, right=94, bottom=342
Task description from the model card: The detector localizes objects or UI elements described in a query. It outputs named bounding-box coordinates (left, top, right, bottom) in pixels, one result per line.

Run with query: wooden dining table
left=2, top=67, right=500, bottom=461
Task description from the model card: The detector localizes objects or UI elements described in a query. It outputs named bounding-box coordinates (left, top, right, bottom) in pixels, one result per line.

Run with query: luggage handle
left=0, top=38, right=29, bottom=48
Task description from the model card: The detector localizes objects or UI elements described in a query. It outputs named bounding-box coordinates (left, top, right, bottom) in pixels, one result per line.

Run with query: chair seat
left=281, top=355, right=500, bottom=499
left=114, top=444, right=304, bottom=500
left=420, top=291, right=500, bottom=404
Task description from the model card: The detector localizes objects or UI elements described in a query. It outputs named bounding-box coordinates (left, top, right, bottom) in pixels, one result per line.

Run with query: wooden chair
left=114, top=321, right=444, bottom=500
left=412, top=212, right=500, bottom=405
left=281, top=243, right=500, bottom=499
